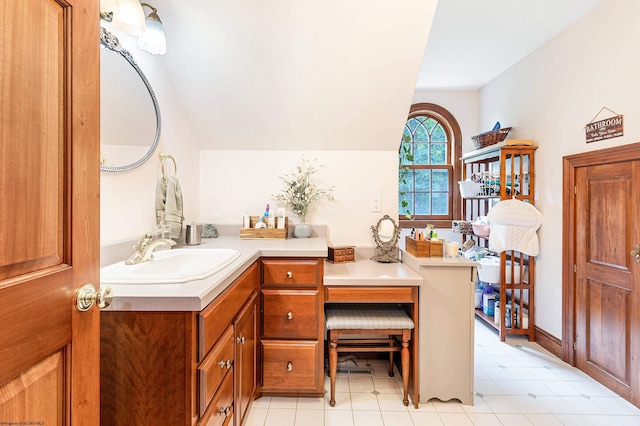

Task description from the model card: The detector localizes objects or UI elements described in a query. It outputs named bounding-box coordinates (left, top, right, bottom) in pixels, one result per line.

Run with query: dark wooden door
left=574, top=161, right=640, bottom=405
left=0, top=0, right=100, bottom=424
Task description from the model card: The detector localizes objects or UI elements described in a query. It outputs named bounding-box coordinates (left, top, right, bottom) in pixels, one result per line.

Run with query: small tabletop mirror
left=370, top=215, right=401, bottom=263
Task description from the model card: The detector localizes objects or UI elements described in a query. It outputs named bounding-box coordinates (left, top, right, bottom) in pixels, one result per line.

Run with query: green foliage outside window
left=398, top=116, right=450, bottom=219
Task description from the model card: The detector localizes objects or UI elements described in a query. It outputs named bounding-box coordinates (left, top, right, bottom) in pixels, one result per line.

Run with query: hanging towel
left=155, top=175, right=184, bottom=239
left=486, top=199, right=543, bottom=256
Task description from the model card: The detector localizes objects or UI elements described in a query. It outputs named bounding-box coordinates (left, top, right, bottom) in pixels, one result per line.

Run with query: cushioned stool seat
left=325, top=304, right=414, bottom=407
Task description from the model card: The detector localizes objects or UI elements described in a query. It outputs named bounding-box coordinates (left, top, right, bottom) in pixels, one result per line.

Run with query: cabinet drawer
left=261, top=340, right=320, bottom=391
left=198, top=326, right=235, bottom=416
left=199, top=263, right=259, bottom=361
left=198, top=370, right=234, bottom=426
left=262, top=290, right=319, bottom=339
left=262, top=259, right=320, bottom=287
left=325, top=285, right=415, bottom=303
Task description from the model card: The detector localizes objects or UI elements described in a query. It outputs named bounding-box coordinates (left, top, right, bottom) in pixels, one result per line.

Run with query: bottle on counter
left=157, top=212, right=171, bottom=240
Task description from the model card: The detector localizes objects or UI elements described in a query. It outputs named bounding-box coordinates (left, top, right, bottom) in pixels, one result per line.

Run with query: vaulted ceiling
left=416, top=0, right=603, bottom=90
left=133, top=0, right=604, bottom=150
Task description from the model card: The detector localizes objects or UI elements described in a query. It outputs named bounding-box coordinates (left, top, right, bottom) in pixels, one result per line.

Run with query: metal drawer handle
left=219, top=405, right=231, bottom=416
left=287, top=311, right=293, bottom=320
left=286, top=271, right=293, bottom=278
left=237, top=336, right=245, bottom=344
left=218, top=359, right=231, bottom=369
left=286, top=362, right=293, bottom=372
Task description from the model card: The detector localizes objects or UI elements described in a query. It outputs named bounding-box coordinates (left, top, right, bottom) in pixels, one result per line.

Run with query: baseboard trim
left=535, top=326, right=563, bottom=359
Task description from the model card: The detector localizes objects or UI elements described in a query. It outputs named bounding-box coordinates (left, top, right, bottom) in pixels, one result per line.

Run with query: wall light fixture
left=137, top=3, right=167, bottom=55
left=100, top=0, right=166, bottom=55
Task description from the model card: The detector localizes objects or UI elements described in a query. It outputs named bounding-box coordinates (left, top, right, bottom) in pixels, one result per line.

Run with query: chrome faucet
left=125, top=232, right=176, bottom=265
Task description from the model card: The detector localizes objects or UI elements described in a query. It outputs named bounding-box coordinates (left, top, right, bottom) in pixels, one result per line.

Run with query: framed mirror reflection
left=100, top=27, right=161, bottom=172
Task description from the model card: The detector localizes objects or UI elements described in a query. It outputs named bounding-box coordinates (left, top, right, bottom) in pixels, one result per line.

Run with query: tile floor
left=245, top=319, right=640, bottom=426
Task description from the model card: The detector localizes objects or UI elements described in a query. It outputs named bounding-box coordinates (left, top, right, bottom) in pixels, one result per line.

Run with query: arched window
left=399, top=103, right=462, bottom=228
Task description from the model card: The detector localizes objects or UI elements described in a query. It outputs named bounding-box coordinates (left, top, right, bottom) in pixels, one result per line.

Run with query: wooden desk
left=324, top=258, right=422, bottom=408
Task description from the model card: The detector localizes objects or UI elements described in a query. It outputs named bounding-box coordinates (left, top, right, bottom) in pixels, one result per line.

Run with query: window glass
left=399, top=104, right=461, bottom=225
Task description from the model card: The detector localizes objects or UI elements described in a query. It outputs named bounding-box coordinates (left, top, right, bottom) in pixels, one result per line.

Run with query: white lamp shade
left=111, top=0, right=145, bottom=36
left=138, top=14, right=167, bottom=55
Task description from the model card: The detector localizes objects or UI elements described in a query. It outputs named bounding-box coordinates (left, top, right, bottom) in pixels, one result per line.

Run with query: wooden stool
left=325, top=303, right=414, bottom=407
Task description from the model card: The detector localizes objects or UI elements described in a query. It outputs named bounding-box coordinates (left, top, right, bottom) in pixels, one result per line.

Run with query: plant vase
left=294, top=220, right=312, bottom=238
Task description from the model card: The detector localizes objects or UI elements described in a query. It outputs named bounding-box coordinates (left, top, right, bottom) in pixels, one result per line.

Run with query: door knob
left=76, top=284, right=113, bottom=311
left=631, top=245, right=640, bottom=263
left=287, top=311, right=293, bottom=320
left=286, top=362, right=293, bottom=372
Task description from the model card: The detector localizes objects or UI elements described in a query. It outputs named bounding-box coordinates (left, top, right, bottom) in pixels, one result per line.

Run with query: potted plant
left=272, top=156, right=334, bottom=238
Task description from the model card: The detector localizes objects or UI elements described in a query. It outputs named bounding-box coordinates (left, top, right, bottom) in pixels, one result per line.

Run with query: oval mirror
left=377, top=217, right=396, bottom=243
left=370, top=215, right=401, bottom=263
left=100, top=27, right=161, bottom=173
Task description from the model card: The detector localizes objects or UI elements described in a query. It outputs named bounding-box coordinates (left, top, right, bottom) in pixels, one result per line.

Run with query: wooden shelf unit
left=461, top=143, right=538, bottom=341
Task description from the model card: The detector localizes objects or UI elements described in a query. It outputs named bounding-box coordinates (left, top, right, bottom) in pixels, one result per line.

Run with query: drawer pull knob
left=219, top=359, right=232, bottom=369
left=237, top=336, right=246, bottom=344
left=287, top=311, right=293, bottom=320
left=219, top=405, right=231, bottom=416
left=286, top=362, right=293, bottom=372
left=286, top=271, right=293, bottom=278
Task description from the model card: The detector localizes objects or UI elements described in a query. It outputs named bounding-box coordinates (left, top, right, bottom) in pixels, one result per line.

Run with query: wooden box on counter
left=327, top=246, right=355, bottom=263
left=405, top=236, right=443, bottom=257
left=240, top=216, right=288, bottom=239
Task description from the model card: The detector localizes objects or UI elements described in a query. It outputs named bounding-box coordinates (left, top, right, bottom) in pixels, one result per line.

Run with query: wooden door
left=0, top=0, right=100, bottom=424
left=573, top=160, right=640, bottom=405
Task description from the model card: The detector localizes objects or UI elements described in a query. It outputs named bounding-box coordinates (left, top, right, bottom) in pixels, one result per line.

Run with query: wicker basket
left=471, top=127, right=512, bottom=149
left=452, top=220, right=473, bottom=234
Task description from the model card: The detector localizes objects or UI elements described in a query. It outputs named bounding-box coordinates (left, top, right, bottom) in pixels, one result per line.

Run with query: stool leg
left=388, top=338, right=394, bottom=377
left=329, top=330, right=338, bottom=407
left=401, top=329, right=411, bottom=406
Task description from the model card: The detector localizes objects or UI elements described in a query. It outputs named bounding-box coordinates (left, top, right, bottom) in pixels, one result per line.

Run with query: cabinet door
left=234, top=291, right=258, bottom=426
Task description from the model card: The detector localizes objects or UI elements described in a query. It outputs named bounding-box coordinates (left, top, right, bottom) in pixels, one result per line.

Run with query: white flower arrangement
left=272, top=156, right=334, bottom=221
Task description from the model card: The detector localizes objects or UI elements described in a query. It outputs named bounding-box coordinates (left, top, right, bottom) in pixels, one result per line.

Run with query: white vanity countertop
left=101, top=235, right=328, bottom=312
left=401, top=251, right=478, bottom=273
left=324, top=251, right=423, bottom=287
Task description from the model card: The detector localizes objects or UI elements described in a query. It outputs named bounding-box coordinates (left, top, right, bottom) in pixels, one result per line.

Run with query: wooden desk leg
left=402, top=329, right=411, bottom=407
left=329, top=330, right=338, bottom=407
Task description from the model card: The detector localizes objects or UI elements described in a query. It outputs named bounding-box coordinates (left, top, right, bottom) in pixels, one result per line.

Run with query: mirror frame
left=100, top=27, right=162, bottom=173
left=370, top=214, right=401, bottom=263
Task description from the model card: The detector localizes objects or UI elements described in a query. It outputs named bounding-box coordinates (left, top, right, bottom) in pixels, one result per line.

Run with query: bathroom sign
left=585, top=109, right=623, bottom=143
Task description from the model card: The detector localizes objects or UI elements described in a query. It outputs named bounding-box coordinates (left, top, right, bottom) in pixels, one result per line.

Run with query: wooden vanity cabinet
left=259, top=258, right=325, bottom=397
left=100, top=262, right=260, bottom=426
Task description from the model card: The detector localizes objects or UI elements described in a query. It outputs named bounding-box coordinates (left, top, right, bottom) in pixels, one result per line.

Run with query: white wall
left=156, top=0, right=439, bottom=151
left=100, top=1, right=438, bottom=247
left=200, top=151, right=398, bottom=246
left=478, top=0, right=640, bottom=337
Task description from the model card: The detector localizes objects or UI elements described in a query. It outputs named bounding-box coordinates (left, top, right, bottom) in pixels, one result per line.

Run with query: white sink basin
left=100, top=248, right=241, bottom=284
